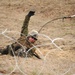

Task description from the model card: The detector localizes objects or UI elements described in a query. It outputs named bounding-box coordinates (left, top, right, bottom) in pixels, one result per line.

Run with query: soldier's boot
left=0, top=45, right=14, bottom=56
left=0, top=48, right=9, bottom=55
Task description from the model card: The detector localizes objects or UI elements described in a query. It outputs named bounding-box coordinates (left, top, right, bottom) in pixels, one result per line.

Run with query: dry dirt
left=0, top=0, right=75, bottom=75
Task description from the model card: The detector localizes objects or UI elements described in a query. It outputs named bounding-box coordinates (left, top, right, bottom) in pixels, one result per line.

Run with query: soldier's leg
left=11, top=42, right=21, bottom=51
left=9, top=42, right=21, bottom=56
left=0, top=43, right=21, bottom=56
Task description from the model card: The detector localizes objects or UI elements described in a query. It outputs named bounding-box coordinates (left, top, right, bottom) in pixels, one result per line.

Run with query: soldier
left=0, top=11, right=41, bottom=59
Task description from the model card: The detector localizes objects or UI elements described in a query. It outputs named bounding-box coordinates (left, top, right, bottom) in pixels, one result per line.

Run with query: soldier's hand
left=28, top=11, right=35, bottom=17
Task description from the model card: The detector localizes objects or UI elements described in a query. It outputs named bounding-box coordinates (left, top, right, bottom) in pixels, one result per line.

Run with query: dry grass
left=0, top=0, right=75, bottom=75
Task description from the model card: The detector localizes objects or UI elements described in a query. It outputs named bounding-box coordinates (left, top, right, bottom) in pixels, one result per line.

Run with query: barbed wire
left=0, top=28, right=75, bottom=75
left=38, top=15, right=75, bottom=33
left=0, top=0, right=75, bottom=74
left=0, top=15, right=75, bottom=75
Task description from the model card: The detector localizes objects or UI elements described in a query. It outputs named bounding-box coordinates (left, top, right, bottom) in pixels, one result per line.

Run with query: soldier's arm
left=21, top=11, right=35, bottom=36
left=31, top=48, right=41, bottom=59
left=29, top=47, right=41, bottom=59
left=33, top=51, right=41, bottom=59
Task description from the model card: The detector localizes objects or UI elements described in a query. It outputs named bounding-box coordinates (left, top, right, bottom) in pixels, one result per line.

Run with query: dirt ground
left=0, top=0, right=75, bottom=75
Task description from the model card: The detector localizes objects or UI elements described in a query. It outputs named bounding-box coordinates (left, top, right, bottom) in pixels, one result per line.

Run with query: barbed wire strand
left=38, top=15, right=75, bottom=33
left=0, top=14, right=75, bottom=74
left=0, top=29, right=74, bottom=75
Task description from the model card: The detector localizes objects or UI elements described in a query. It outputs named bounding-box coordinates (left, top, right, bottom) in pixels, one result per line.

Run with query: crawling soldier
left=0, top=11, right=41, bottom=59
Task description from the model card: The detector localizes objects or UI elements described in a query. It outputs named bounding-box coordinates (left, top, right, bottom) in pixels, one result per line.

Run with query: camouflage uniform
left=0, top=11, right=41, bottom=59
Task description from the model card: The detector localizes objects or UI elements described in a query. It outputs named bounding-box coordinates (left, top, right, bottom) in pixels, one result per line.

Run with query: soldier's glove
left=27, top=11, right=35, bottom=17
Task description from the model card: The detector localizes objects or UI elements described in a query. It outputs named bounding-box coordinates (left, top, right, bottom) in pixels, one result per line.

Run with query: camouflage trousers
left=0, top=44, right=34, bottom=58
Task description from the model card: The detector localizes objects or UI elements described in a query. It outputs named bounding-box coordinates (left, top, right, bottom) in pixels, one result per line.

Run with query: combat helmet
left=28, top=30, right=38, bottom=40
